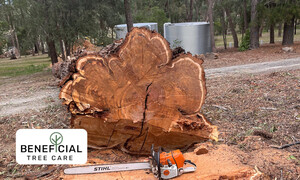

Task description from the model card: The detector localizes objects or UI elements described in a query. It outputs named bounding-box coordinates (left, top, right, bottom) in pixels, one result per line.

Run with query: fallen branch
left=270, top=141, right=300, bottom=149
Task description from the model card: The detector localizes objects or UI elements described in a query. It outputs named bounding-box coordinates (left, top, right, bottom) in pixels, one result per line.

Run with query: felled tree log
left=59, top=28, right=218, bottom=153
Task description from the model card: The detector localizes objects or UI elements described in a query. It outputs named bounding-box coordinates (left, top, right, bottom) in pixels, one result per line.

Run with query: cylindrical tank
left=164, top=22, right=211, bottom=55
left=114, top=23, right=158, bottom=40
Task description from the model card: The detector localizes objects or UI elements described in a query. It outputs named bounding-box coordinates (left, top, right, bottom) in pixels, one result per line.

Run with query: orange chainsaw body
left=159, top=149, right=185, bottom=169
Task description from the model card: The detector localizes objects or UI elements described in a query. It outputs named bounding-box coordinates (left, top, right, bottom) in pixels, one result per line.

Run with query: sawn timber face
left=59, top=28, right=218, bottom=153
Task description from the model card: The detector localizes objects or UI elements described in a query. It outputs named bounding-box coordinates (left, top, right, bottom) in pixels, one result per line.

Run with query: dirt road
left=206, top=57, right=300, bottom=78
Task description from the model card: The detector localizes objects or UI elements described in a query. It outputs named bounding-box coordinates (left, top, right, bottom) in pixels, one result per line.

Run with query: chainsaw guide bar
left=64, top=145, right=196, bottom=179
left=64, top=162, right=151, bottom=175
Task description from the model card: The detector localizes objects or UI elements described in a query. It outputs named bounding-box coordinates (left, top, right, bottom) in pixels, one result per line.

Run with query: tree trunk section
left=243, top=0, right=248, bottom=31
left=259, top=22, right=263, bottom=37
left=250, top=0, right=259, bottom=49
left=278, top=23, right=282, bottom=37
left=41, top=39, right=45, bottom=54
left=270, top=24, right=274, bottom=44
left=47, top=38, right=58, bottom=64
left=35, top=42, right=40, bottom=54
left=60, top=39, right=66, bottom=61
left=207, top=0, right=216, bottom=52
left=225, top=8, right=238, bottom=48
left=221, top=12, right=227, bottom=49
left=294, top=19, right=297, bottom=35
left=282, top=17, right=294, bottom=46
left=58, top=28, right=218, bottom=153
left=124, top=0, right=133, bottom=32
left=14, top=26, right=20, bottom=57
left=187, top=0, right=193, bottom=22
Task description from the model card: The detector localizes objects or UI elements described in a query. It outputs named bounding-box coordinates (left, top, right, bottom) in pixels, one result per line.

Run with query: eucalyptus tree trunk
left=243, top=0, right=248, bottom=31
left=124, top=0, right=133, bottom=32
left=250, top=0, right=259, bottom=49
left=294, top=19, right=297, bottom=35
left=282, top=17, right=294, bottom=45
left=6, top=14, right=20, bottom=58
left=207, top=0, right=216, bottom=52
left=60, top=40, right=66, bottom=61
left=187, top=0, right=193, bottom=22
left=221, top=12, right=227, bottom=49
left=47, top=37, right=58, bottom=64
left=270, top=24, right=274, bottom=44
left=225, top=8, right=238, bottom=48
left=41, top=39, right=45, bottom=54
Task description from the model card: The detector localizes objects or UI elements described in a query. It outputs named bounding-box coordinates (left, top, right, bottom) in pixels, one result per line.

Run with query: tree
left=124, top=0, right=133, bottom=32
left=282, top=17, right=295, bottom=45
left=186, top=0, right=194, bottom=22
left=250, top=0, right=259, bottom=49
left=280, top=0, right=300, bottom=45
left=0, top=0, right=21, bottom=58
left=225, top=7, right=239, bottom=48
left=134, top=6, right=169, bottom=34
left=243, top=0, right=249, bottom=31
left=207, top=0, right=216, bottom=52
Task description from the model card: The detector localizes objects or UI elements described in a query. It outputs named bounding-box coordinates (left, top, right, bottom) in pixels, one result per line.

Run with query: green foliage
left=0, top=21, right=8, bottom=54
left=172, top=39, right=182, bottom=48
left=214, top=21, right=222, bottom=35
left=134, top=6, right=169, bottom=34
left=239, top=30, right=250, bottom=51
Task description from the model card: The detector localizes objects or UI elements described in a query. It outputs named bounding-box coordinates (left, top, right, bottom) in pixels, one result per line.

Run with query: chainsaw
left=64, top=145, right=196, bottom=179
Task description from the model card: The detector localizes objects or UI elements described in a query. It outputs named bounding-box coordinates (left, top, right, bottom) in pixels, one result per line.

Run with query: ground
left=0, top=43, right=299, bottom=179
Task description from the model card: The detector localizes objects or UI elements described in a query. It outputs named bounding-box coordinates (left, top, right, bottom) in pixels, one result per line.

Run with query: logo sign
left=16, top=129, right=87, bottom=164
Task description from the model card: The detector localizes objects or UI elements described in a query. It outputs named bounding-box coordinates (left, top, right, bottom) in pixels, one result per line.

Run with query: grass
left=0, top=54, right=51, bottom=78
left=215, top=29, right=300, bottom=47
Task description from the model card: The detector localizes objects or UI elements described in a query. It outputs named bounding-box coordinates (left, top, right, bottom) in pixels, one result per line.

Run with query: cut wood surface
left=59, top=28, right=218, bottom=153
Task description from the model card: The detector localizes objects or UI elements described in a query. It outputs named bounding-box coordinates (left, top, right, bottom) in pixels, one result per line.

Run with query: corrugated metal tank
left=114, top=23, right=158, bottom=40
left=164, top=22, right=211, bottom=55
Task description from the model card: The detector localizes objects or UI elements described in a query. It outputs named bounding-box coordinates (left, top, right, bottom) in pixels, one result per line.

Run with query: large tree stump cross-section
left=59, top=28, right=218, bottom=153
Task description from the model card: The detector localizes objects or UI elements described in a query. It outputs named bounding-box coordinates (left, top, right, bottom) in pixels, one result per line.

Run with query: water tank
left=114, top=23, right=158, bottom=40
left=164, top=22, right=211, bottom=55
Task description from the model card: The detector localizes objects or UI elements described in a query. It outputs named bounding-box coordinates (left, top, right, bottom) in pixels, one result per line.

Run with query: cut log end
left=59, top=27, right=218, bottom=153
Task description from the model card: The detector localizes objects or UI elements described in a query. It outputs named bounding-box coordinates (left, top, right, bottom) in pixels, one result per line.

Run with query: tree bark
left=32, top=46, right=35, bottom=56
left=250, top=0, right=259, bottom=49
left=58, top=28, right=218, bottom=153
left=41, top=39, right=45, bottom=54
left=60, top=39, right=66, bottom=61
left=225, top=8, right=239, bottom=48
left=270, top=24, right=274, bottom=44
left=259, top=21, right=263, bottom=37
left=124, top=0, right=133, bottom=32
left=243, top=0, right=248, bottom=31
left=207, top=0, right=216, bottom=52
left=6, top=14, right=20, bottom=58
left=195, top=2, right=199, bottom=22
left=187, top=0, right=193, bottom=22
left=220, top=11, right=227, bottom=49
left=278, top=23, right=282, bottom=37
left=65, top=40, right=71, bottom=57
left=35, top=41, right=40, bottom=54
left=47, top=38, right=58, bottom=64
left=282, top=17, right=294, bottom=45
left=294, top=19, right=297, bottom=35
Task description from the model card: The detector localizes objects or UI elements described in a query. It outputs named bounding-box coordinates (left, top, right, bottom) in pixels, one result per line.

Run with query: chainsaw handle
left=184, top=160, right=196, bottom=167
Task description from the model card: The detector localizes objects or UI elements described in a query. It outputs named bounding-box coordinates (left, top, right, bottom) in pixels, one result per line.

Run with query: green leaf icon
left=50, top=132, right=63, bottom=152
